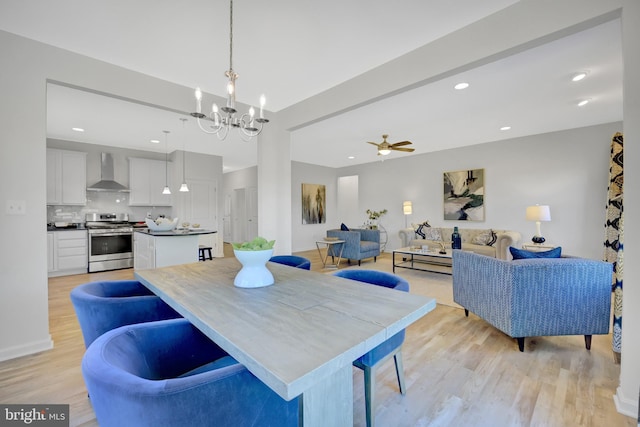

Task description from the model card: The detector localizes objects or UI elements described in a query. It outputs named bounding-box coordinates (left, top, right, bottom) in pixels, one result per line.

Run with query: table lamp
left=526, top=205, right=551, bottom=243
left=403, top=201, right=412, bottom=228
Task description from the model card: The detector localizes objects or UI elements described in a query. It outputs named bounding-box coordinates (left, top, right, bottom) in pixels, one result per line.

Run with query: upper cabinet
left=129, top=157, right=173, bottom=206
left=46, top=148, right=87, bottom=205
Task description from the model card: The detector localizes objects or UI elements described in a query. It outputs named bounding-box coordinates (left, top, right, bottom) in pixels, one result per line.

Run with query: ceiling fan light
left=572, top=72, right=587, bottom=82
left=378, top=148, right=391, bottom=156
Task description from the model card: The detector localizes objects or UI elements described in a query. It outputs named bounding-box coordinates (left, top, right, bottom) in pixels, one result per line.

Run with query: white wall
left=616, top=0, right=640, bottom=418
left=292, top=122, right=620, bottom=260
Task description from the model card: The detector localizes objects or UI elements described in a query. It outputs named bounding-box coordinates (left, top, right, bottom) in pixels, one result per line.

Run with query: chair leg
left=358, top=260, right=361, bottom=266
left=393, top=349, right=406, bottom=395
left=374, top=256, right=377, bottom=262
left=464, top=309, right=469, bottom=317
left=363, top=365, right=376, bottom=427
left=584, top=335, right=592, bottom=350
left=516, top=337, right=525, bottom=352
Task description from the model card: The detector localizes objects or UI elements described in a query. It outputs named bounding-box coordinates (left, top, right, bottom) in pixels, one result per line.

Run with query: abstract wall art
left=443, top=169, right=484, bottom=221
left=301, top=183, right=326, bottom=224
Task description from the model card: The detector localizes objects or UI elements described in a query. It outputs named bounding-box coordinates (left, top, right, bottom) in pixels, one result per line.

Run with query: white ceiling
left=0, top=0, right=623, bottom=171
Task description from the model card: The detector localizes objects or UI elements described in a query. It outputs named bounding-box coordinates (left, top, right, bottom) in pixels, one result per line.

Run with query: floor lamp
left=403, top=201, right=412, bottom=228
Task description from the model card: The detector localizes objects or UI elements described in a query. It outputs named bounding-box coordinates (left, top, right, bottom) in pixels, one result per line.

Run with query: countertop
left=135, top=228, right=216, bottom=236
left=47, top=226, right=86, bottom=232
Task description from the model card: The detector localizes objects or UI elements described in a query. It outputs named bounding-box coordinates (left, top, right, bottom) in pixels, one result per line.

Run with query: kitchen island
left=134, top=229, right=216, bottom=270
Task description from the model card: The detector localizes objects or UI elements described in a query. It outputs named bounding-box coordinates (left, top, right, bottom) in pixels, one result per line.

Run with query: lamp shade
left=526, top=205, right=551, bottom=222
left=403, top=201, right=412, bottom=215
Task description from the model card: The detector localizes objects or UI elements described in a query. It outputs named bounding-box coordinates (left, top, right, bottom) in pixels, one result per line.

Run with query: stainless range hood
left=86, top=153, right=130, bottom=192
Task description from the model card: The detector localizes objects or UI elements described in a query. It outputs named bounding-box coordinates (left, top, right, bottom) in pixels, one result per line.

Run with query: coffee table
left=393, top=247, right=453, bottom=275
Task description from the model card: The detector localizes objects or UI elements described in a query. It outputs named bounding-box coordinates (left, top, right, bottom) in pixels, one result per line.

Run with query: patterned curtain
left=603, top=132, right=623, bottom=359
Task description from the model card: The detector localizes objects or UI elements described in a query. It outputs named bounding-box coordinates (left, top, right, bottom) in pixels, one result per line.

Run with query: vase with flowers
left=365, top=209, right=387, bottom=229
left=232, top=237, right=276, bottom=288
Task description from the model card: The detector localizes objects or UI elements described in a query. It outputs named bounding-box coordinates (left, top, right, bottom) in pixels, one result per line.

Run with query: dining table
left=134, top=257, right=436, bottom=427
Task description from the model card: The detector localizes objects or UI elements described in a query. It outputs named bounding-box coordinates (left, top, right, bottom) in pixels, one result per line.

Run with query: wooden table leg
left=302, top=364, right=353, bottom=426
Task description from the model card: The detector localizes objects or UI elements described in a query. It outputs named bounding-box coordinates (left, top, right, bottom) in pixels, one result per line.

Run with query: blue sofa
left=326, top=228, right=380, bottom=265
left=452, top=250, right=612, bottom=352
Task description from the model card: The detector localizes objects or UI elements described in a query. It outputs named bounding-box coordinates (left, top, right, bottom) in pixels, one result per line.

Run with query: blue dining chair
left=70, top=279, right=181, bottom=348
left=82, top=318, right=299, bottom=427
left=269, top=255, right=312, bottom=270
left=333, top=269, right=409, bottom=427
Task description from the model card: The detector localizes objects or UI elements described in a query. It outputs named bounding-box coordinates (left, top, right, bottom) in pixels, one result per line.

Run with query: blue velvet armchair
left=333, top=269, right=409, bottom=427
left=82, top=318, right=300, bottom=427
left=269, top=255, right=311, bottom=270
left=70, top=280, right=181, bottom=348
left=326, top=228, right=380, bottom=265
left=452, top=250, right=612, bottom=352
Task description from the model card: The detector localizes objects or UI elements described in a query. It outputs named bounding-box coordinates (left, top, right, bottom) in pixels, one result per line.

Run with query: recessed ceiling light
left=578, top=99, right=590, bottom=107
left=348, top=156, right=355, bottom=159
left=150, top=139, right=160, bottom=144
left=500, top=126, right=511, bottom=131
left=454, top=82, right=469, bottom=90
left=572, top=72, right=588, bottom=82
left=72, top=127, right=84, bottom=132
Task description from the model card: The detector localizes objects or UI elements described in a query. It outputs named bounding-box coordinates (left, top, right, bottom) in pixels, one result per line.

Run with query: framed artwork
left=443, top=169, right=484, bottom=221
left=301, top=183, right=326, bottom=224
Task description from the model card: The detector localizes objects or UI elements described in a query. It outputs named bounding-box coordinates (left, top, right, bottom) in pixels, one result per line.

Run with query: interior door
left=233, top=188, right=246, bottom=243
left=223, top=194, right=232, bottom=242
left=184, top=179, right=218, bottom=255
left=246, top=187, right=258, bottom=241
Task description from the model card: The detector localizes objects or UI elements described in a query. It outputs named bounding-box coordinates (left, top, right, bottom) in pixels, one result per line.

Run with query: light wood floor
left=0, top=248, right=633, bottom=427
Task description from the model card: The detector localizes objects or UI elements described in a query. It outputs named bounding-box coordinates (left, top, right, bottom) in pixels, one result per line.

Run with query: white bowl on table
left=145, top=217, right=178, bottom=231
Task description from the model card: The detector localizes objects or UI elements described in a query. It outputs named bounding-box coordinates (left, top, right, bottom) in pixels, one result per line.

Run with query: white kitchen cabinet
left=46, top=148, right=87, bottom=205
left=134, top=231, right=199, bottom=270
left=48, top=230, right=88, bottom=277
left=129, top=157, right=173, bottom=206
left=47, top=232, right=55, bottom=273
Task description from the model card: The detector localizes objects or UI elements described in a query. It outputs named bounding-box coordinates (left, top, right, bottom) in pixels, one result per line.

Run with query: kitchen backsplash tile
left=47, top=191, right=171, bottom=223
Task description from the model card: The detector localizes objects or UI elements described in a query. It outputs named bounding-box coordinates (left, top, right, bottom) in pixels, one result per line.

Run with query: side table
left=522, top=243, right=557, bottom=252
left=316, top=239, right=345, bottom=269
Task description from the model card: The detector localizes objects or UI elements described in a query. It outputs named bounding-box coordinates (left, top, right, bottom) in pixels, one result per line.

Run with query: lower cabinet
left=134, top=232, right=199, bottom=270
left=48, top=230, right=88, bottom=277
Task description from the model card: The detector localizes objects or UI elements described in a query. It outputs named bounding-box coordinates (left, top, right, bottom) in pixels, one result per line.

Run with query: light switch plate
left=6, top=200, right=26, bottom=215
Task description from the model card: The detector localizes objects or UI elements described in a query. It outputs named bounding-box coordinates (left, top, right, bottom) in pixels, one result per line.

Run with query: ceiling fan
left=367, top=134, right=415, bottom=156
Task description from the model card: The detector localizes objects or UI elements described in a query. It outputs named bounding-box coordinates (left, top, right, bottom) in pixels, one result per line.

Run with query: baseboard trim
left=614, top=386, right=639, bottom=419
left=0, top=336, right=54, bottom=362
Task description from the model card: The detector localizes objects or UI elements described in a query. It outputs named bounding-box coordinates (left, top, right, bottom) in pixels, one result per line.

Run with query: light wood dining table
left=135, top=257, right=436, bottom=427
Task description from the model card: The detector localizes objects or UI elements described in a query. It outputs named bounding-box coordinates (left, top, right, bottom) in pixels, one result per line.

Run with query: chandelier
left=191, top=0, right=268, bottom=141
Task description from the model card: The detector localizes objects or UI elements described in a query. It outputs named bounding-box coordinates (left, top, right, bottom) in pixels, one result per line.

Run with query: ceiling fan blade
left=367, top=141, right=380, bottom=147
left=392, top=147, right=415, bottom=152
left=391, top=141, right=412, bottom=147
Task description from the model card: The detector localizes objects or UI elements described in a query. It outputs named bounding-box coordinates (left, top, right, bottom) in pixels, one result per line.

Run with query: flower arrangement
left=366, top=209, right=388, bottom=220
left=232, top=236, right=275, bottom=251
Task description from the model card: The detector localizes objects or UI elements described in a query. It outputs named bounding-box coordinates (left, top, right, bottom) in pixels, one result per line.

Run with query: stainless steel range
left=86, top=213, right=133, bottom=272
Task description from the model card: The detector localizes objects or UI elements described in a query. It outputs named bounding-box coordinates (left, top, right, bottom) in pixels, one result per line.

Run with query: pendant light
left=179, top=118, right=189, bottom=192
left=162, top=130, right=171, bottom=195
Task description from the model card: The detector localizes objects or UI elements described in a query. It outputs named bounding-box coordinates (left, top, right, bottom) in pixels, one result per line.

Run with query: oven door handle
left=89, top=232, right=132, bottom=237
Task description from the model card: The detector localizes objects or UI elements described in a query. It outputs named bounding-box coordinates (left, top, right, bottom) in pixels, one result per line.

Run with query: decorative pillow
left=422, top=227, right=442, bottom=241
left=414, top=221, right=430, bottom=239
left=472, top=230, right=493, bottom=246
left=340, top=223, right=349, bottom=231
left=487, top=230, right=497, bottom=246
left=509, top=246, right=562, bottom=260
